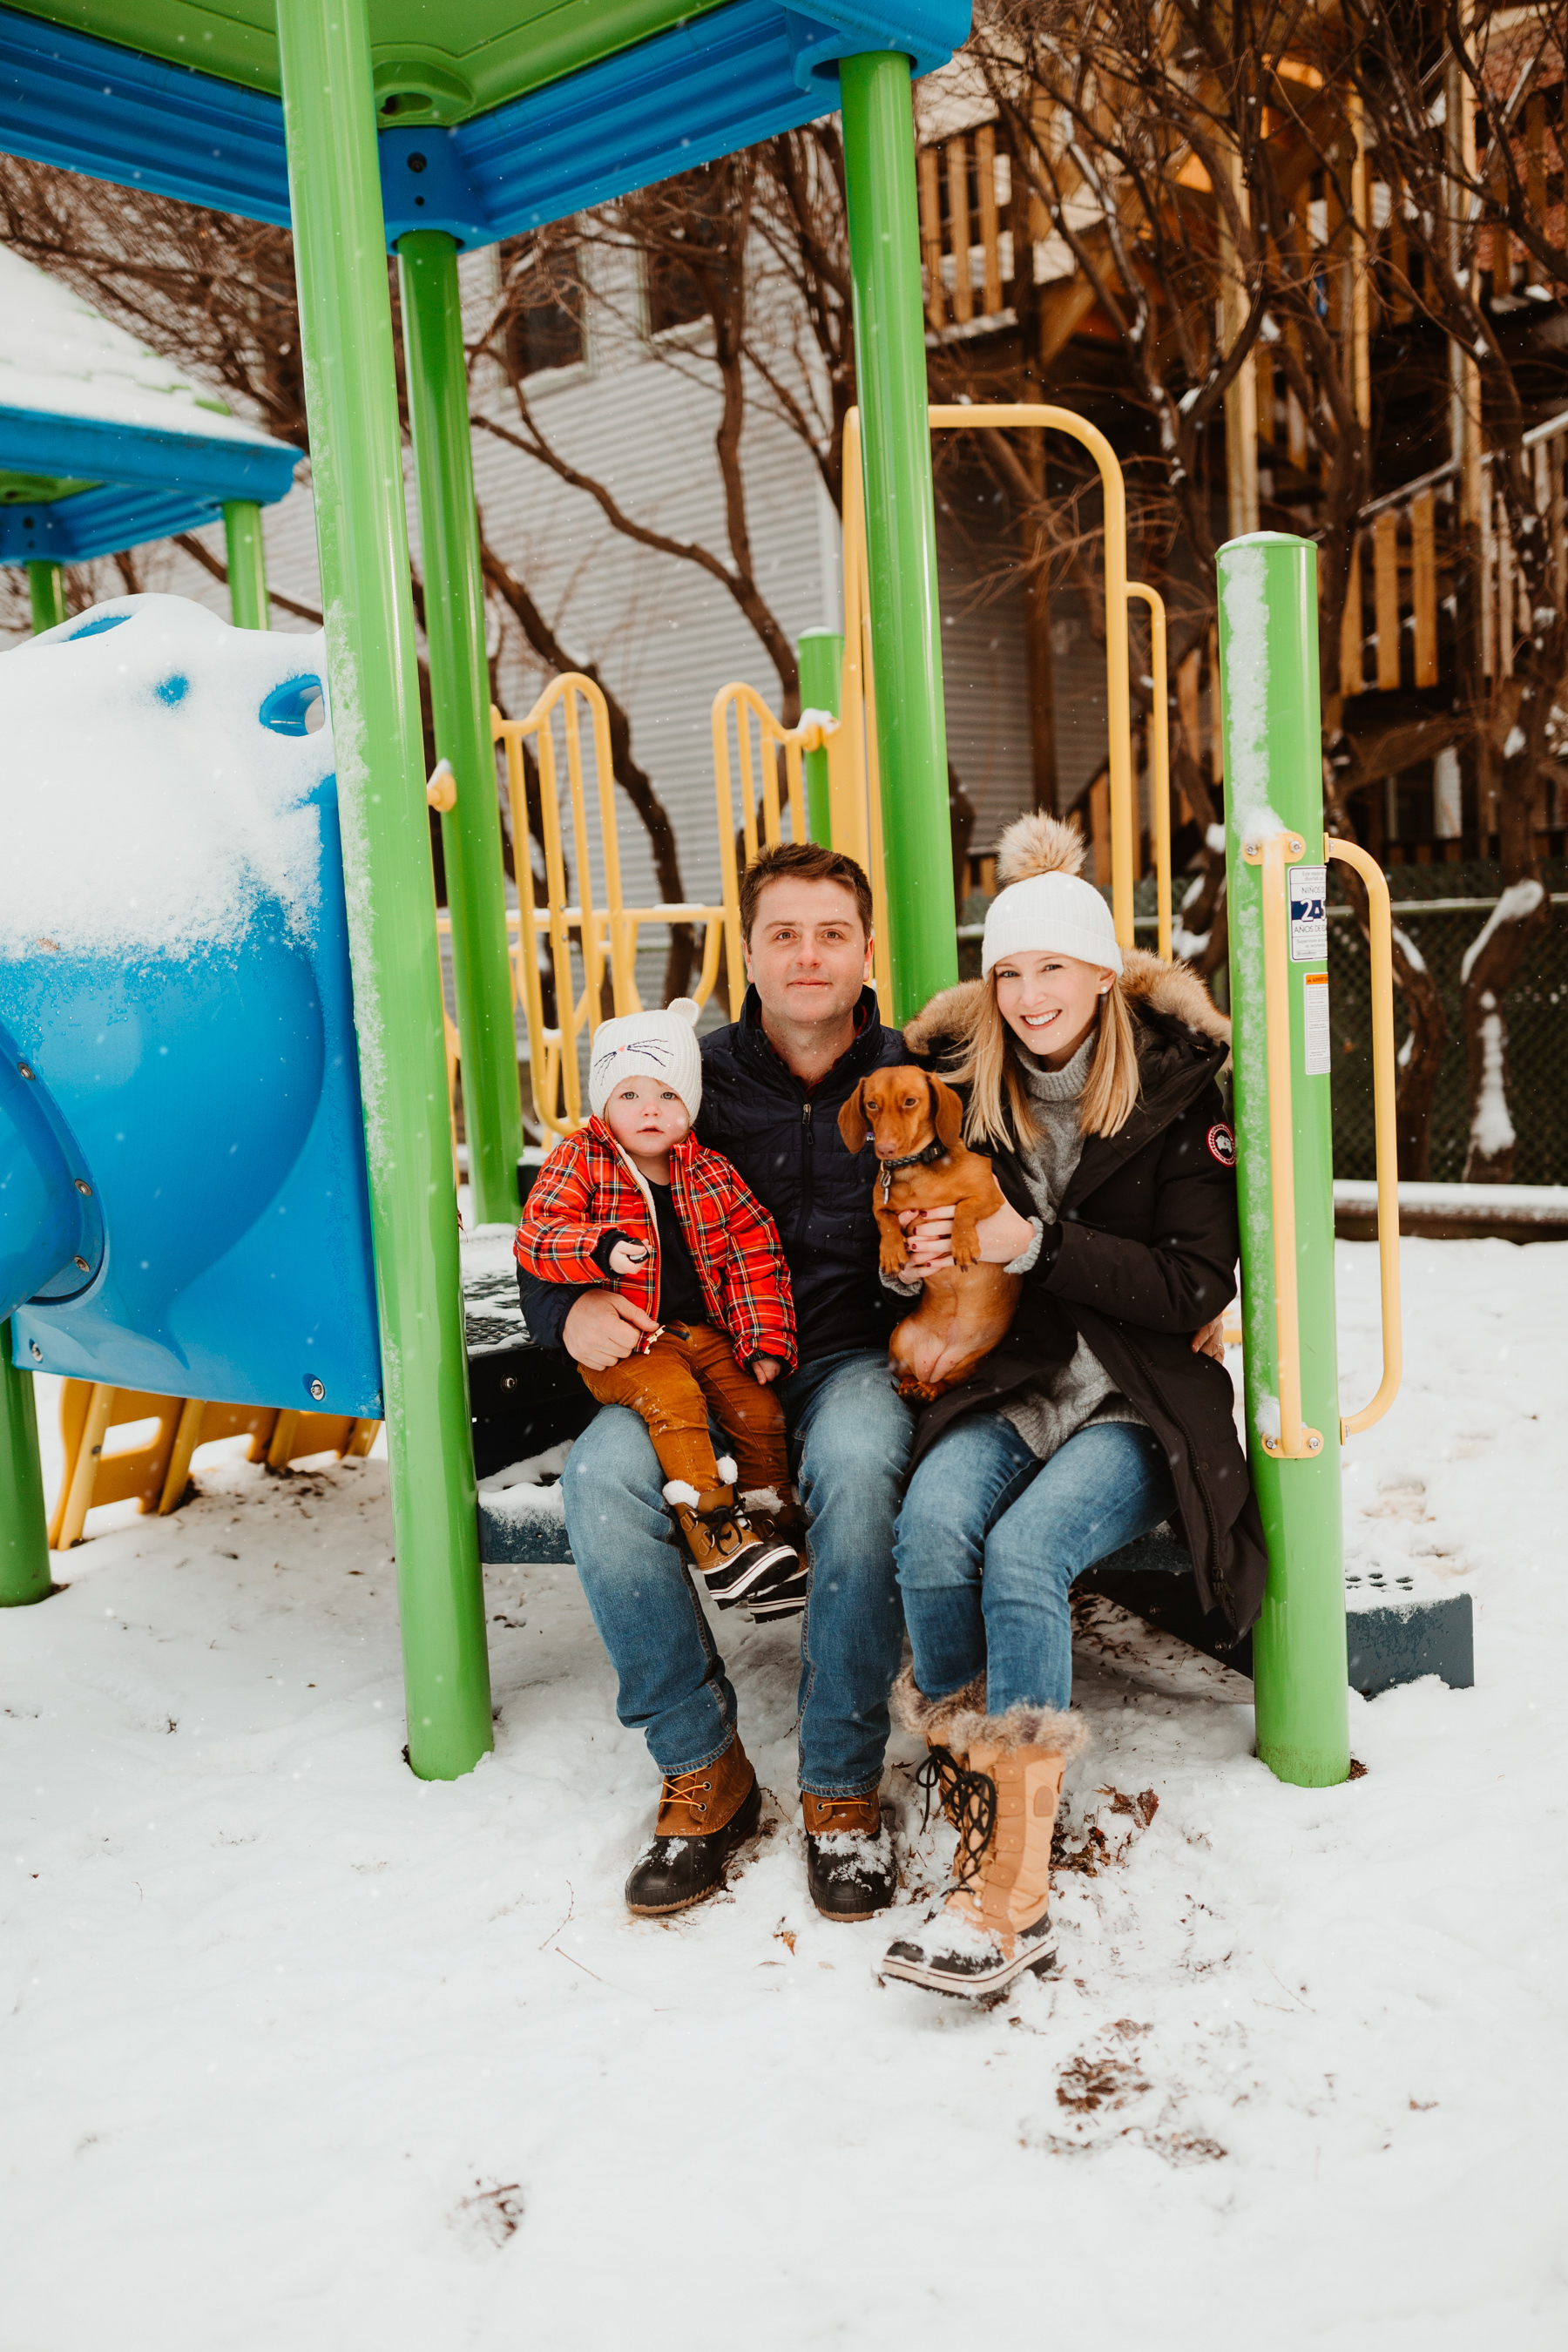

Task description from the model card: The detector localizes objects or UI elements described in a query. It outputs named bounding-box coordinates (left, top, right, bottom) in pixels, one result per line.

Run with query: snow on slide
left=4, top=1237, right=1565, bottom=2349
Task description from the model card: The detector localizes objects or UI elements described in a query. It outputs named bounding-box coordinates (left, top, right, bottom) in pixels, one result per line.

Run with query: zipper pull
left=801, top=1100, right=813, bottom=1141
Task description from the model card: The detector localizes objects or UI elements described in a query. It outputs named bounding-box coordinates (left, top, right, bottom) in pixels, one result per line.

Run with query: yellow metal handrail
left=710, top=680, right=816, bottom=1017
left=1126, top=581, right=1173, bottom=963
left=493, top=675, right=728, bottom=1136
left=1327, top=835, right=1403, bottom=1438
left=1244, top=828, right=1324, bottom=1461
left=839, top=403, right=1173, bottom=961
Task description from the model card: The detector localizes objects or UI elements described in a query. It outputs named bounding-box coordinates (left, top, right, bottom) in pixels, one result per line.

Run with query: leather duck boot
left=625, top=1730, right=762, bottom=1916
left=801, top=1786, right=896, bottom=1919
left=880, top=1669, right=1085, bottom=1999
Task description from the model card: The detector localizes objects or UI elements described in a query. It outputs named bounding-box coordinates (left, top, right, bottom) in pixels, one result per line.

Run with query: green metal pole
left=26, top=560, right=65, bottom=633
left=3, top=571, right=69, bottom=1597
left=1, top=1323, right=53, bottom=1606
left=840, top=51, right=956, bottom=1023
left=397, top=230, right=524, bottom=1225
left=274, top=0, right=491, bottom=1780
left=1219, top=531, right=1349, bottom=1790
left=222, top=500, right=269, bottom=630
left=798, top=627, right=842, bottom=844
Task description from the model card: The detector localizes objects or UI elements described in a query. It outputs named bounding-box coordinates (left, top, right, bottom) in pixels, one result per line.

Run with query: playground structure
left=0, top=0, right=1408, bottom=1794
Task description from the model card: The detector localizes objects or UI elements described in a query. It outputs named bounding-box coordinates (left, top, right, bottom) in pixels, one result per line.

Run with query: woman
left=879, top=811, right=1265, bottom=2000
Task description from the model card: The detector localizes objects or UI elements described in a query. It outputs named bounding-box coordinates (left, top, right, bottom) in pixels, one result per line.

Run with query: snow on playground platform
left=7, top=1238, right=1566, bottom=2350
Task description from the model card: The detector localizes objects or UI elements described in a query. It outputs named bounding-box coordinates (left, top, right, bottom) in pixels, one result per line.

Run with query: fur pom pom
left=994, top=809, right=1087, bottom=887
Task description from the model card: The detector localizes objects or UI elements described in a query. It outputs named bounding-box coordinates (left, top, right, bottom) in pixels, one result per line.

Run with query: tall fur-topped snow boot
left=625, top=1730, right=762, bottom=1916
left=880, top=1668, right=1085, bottom=1999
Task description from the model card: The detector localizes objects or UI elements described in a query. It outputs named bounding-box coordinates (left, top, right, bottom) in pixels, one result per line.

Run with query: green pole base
left=1, top=1321, right=54, bottom=1607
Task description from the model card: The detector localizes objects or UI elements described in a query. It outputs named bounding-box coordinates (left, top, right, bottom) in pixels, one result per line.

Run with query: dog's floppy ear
left=837, top=1078, right=871, bottom=1153
left=929, top=1073, right=965, bottom=1152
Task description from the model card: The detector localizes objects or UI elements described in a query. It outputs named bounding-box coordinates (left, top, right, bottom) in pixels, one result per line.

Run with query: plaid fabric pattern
left=514, top=1119, right=796, bottom=1370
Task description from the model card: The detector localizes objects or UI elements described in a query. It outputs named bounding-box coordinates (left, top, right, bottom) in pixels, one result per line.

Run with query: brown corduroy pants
left=580, top=1321, right=789, bottom=1499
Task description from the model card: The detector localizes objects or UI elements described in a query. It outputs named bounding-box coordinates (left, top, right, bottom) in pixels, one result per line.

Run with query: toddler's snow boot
left=625, top=1730, right=762, bottom=1916
left=734, top=1488, right=809, bottom=1621
left=665, top=1476, right=801, bottom=1611
left=801, top=1786, right=896, bottom=1919
left=880, top=1672, right=1084, bottom=1999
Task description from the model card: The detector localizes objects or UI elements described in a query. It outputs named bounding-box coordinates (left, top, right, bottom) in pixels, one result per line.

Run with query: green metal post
left=840, top=51, right=956, bottom=1023
left=222, top=500, right=270, bottom=629
left=26, top=560, right=65, bottom=633
left=397, top=230, right=524, bottom=1225
left=798, top=627, right=842, bottom=844
left=275, top=0, right=491, bottom=1780
left=1, top=1324, right=53, bottom=1606
left=3, top=570, right=69, bottom=1595
left=1219, top=532, right=1349, bottom=1790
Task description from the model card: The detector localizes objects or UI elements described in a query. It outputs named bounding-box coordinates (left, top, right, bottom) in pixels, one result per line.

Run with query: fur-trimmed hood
left=904, top=946, right=1231, bottom=1071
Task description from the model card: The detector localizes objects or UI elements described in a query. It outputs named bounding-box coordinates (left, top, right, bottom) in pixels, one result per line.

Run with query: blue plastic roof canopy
left=0, top=411, right=301, bottom=564
left=0, top=0, right=970, bottom=251
left=0, top=243, right=301, bottom=565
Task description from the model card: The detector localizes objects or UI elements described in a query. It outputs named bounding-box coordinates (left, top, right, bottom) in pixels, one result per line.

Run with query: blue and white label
left=1289, top=865, right=1328, bottom=961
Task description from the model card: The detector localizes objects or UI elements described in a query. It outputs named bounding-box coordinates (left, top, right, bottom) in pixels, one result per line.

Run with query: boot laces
left=658, top=1762, right=713, bottom=1821
left=915, top=1745, right=997, bottom=1889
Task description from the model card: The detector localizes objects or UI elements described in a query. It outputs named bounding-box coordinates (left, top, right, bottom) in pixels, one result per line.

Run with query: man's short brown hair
left=739, top=841, right=873, bottom=942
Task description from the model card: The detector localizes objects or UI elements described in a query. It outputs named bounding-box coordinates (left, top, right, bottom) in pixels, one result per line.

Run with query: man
left=516, top=841, right=912, bottom=1922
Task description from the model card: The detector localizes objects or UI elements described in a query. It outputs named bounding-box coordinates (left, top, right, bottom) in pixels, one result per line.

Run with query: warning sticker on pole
left=1302, top=970, right=1331, bottom=1075
left=1289, top=865, right=1328, bottom=961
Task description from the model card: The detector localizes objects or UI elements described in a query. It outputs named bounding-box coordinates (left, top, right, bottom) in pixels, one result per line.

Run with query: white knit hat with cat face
left=589, top=997, right=703, bottom=1123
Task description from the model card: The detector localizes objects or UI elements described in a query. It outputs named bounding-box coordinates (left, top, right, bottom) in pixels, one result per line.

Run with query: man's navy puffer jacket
left=515, top=984, right=908, bottom=1363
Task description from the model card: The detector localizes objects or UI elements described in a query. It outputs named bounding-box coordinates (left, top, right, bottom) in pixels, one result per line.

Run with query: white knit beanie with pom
left=980, top=811, right=1124, bottom=979
left=589, top=997, right=704, bottom=1124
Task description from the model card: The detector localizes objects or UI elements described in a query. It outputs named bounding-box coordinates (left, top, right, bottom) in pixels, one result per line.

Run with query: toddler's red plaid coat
left=514, top=1119, right=796, bottom=1370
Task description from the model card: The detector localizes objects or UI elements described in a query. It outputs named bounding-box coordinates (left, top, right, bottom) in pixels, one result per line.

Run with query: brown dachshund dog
left=838, top=1066, right=1022, bottom=1402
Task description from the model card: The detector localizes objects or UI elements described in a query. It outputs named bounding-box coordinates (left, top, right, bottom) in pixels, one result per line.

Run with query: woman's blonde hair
left=947, top=972, right=1141, bottom=1150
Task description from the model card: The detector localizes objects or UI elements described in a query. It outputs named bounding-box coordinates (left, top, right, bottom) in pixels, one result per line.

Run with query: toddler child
left=514, top=997, right=808, bottom=1619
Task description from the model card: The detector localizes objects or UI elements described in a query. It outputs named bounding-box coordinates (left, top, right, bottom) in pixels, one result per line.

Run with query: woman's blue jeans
left=894, top=1414, right=1178, bottom=1715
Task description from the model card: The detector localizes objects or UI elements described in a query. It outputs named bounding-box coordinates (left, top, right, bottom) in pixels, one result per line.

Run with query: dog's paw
left=894, top=1375, right=941, bottom=1402
left=879, top=1243, right=911, bottom=1277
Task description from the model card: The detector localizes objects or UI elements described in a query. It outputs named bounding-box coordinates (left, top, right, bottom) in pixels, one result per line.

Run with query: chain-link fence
left=961, top=862, right=1568, bottom=1182
left=1325, top=859, right=1567, bottom=1183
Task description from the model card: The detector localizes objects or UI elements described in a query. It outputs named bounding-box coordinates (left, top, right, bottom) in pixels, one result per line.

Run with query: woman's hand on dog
left=897, top=1200, right=1034, bottom=1274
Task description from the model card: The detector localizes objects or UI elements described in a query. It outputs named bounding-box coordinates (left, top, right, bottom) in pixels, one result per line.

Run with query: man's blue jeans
left=895, top=1414, right=1177, bottom=1715
left=562, top=1348, right=913, bottom=1794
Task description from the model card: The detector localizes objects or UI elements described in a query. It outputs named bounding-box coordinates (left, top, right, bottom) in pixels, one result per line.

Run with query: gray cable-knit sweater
left=995, top=1034, right=1145, bottom=1463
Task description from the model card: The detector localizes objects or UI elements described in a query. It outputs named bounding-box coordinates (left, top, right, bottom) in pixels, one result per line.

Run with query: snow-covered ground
left=7, top=1239, right=1566, bottom=2349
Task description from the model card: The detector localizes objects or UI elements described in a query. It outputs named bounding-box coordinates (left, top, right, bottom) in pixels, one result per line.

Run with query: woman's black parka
left=904, top=951, right=1267, bottom=1638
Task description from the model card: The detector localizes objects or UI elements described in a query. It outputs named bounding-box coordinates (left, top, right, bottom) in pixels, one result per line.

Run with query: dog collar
left=877, top=1139, right=944, bottom=1204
